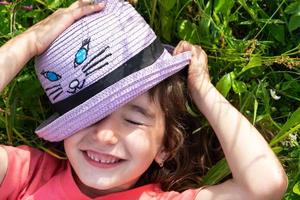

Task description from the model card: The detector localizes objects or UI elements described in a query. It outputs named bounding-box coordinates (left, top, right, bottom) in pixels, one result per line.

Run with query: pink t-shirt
left=0, top=145, right=200, bottom=200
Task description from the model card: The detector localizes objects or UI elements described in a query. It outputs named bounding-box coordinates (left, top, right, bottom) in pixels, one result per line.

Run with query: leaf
left=0, top=115, right=5, bottom=129
left=237, top=0, right=258, bottom=21
left=288, top=14, right=300, bottom=32
left=216, top=72, right=234, bottom=97
left=268, top=24, right=285, bottom=44
left=253, top=98, right=258, bottom=125
left=293, top=181, right=300, bottom=195
left=160, top=13, right=173, bottom=42
left=232, top=80, right=247, bottom=94
left=271, top=146, right=283, bottom=154
left=257, top=81, right=270, bottom=113
left=214, top=0, right=234, bottom=15
left=282, top=80, right=295, bottom=91
left=198, top=17, right=212, bottom=44
left=202, top=158, right=231, bottom=185
left=177, top=20, right=190, bottom=39
left=214, top=0, right=226, bottom=13
left=177, top=19, right=199, bottom=43
left=241, top=55, right=262, bottom=74
left=159, top=0, right=176, bottom=11
left=279, top=107, right=300, bottom=135
left=285, top=2, right=300, bottom=15
left=284, top=73, right=294, bottom=81
left=34, top=0, right=47, bottom=7
left=270, top=107, right=300, bottom=146
left=47, top=0, right=62, bottom=10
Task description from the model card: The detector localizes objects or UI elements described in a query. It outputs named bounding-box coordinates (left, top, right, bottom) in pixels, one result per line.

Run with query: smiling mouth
left=83, top=150, right=124, bottom=165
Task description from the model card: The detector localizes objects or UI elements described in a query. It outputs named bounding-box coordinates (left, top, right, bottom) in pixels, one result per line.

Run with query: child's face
left=64, top=91, right=166, bottom=196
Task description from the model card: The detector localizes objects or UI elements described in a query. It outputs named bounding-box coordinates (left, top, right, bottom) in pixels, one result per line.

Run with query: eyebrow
left=128, top=103, right=156, bottom=120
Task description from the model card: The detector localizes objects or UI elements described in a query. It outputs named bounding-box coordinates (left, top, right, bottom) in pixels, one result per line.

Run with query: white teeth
left=86, top=151, right=119, bottom=164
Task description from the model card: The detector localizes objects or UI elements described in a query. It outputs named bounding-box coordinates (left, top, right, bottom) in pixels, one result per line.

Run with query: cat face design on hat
left=40, top=37, right=112, bottom=101
left=36, top=0, right=159, bottom=106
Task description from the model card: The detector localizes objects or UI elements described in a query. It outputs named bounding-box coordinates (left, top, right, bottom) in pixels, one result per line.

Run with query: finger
left=173, top=41, right=188, bottom=55
left=68, top=2, right=105, bottom=20
left=173, top=41, right=183, bottom=55
left=70, top=0, right=97, bottom=9
left=181, top=41, right=193, bottom=52
left=173, top=41, right=192, bottom=55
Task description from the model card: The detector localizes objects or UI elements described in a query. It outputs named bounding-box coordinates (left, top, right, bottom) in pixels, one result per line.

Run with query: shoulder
left=0, top=145, right=59, bottom=171
left=0, top=145, right=67, bottom=199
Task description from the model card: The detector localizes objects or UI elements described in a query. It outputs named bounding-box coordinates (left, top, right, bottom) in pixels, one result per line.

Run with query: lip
left=82, top=150, right=125, bottom=169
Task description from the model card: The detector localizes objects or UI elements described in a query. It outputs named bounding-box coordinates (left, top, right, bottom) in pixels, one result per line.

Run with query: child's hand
left=173, top=41, right=211, bottom=99
left=27, top=0, right=105, bottom=56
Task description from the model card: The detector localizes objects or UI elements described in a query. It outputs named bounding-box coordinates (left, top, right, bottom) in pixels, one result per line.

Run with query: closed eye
left=125, top=119, right=144, bottom=126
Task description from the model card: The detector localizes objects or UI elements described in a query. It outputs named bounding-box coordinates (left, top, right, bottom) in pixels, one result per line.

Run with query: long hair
left=135, top=70, right=223, bottom=192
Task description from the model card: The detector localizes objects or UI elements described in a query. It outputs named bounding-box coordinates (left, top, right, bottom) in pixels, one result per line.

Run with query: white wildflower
left=270, top=89, right=281, bottom=100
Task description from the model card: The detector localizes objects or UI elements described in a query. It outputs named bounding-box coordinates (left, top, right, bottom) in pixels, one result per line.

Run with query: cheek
left=63, top=137, right=75, bottom=159
left=64, top=130, right=86, bottom=155
left=126, top=129, right=164, bottom=158
left=128, top=134, right=152, bottom=153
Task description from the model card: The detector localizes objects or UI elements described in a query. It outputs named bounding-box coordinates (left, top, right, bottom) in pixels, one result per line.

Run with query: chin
left=76, top=172, right=136, bottom=194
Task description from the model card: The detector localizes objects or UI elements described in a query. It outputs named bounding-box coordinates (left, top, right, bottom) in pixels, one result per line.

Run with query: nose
left=92, top=116, right=119, bottom=145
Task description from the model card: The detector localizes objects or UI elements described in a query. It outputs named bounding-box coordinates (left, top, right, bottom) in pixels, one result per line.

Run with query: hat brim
left=35, top=50, right=191, bottom=142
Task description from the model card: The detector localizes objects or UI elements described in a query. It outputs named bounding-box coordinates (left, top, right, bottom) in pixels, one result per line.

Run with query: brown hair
left=135, top=71, right=223, bottom=192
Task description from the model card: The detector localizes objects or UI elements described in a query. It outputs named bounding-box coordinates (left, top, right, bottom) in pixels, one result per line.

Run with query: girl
left=0, top=0, right=287, bottom=199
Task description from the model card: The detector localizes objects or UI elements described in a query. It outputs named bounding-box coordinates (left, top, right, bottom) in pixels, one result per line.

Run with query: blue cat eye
left=41, top=71, right=61, bottom=82
left=74, top=38, right=91, bottom=67
left=75, top=48, right=87, bottom=65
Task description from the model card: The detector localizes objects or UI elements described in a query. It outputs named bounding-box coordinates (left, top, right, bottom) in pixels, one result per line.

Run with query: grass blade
left=270, top=107, right=300, bottom=146
left=202, top=158, right=231, bottom=185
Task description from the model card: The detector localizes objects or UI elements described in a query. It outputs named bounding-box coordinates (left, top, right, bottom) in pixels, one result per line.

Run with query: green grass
left=0, top=0, right=299, bottom=199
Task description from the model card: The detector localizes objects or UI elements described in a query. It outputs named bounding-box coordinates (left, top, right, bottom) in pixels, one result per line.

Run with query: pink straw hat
left=34, top=0, right=192, bottom=142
